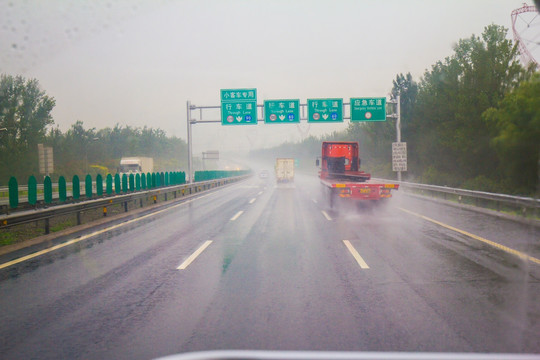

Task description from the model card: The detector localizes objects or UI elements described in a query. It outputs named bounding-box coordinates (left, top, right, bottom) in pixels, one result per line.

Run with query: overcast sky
left=1, top=0, right=537, bottom=154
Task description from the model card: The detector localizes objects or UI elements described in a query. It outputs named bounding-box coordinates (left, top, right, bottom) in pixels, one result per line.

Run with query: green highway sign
left=221, top=88, right=257, bottom=125
left=351, top=97, right=386, bottom=121
left=264, top=99, right=300, bottom=124
left=307, top=98, right=343, bottom=123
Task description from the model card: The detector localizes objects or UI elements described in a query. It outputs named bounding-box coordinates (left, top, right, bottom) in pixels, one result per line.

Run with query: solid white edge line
left=257, top=191, right=263, bottom=195
left=312, top=199, right=318, bottom=204
left=0, top=191, right=219, bottom=270
left=230, top=210, right=244, bottom=221
left=249, top=198, right=256, bottom=204
left=321, top=210, right=332, bottom=221
left=177, top=240, right=213, bottom=270
left=343, top=240, right=370, bottom=269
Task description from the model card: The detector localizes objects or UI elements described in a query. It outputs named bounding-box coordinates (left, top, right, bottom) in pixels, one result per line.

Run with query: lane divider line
left=343, top=240, right=370, bottom=269
left=0, top=191, right=218, bottom=270
left=398, top=207, right=540, bottom=266
left=177, top=240, right=213, bottom=270
left=321, top=210, right=332, bottom=221
left=230, top=210, right=244, bottom=221
left=249, top=198, right=256, bottom=204
left=312, top=199, right=318, bottom=204
left=257, top=191, right=263, bottom=196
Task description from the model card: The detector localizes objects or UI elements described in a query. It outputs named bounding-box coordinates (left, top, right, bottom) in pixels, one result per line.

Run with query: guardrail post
left=129, top=174, right=135, bottom=192
left=141, top=173, right=147, bottom=189
left=164, top=192, right=167, bottom=201
left=96, top=174, right=104, bottom=197
left=85, top=174, right=93, bottom=199
left=114, top=174, right=121, bottom=194
left=122, top=174, right=128, bottom=193
left=8, top=176, right=18, bottom=210
left=103, top=206, right=107, bottom=217
left=136, top=174, right=141, bottom=191
left=44, top=176, right=52, bottom=205
left=59, top=176, right=67, bottom=202
left=72, top=175, right=80, bottom=201
left=124, top=201, right=128, bottom=212
left=153, top=195, right=157, bottom=204
left=140, top=198, right=143, bottom=208
left=45, top=218, right=50, bottom=234
left=28, top=175, right=37, bottom=208
left=104, top=174, right=112, bottom=195
left=76, top=211, right=81, bottom=225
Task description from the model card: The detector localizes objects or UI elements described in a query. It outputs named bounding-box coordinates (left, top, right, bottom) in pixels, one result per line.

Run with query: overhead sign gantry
left=186, top=88, right=403, bottom=182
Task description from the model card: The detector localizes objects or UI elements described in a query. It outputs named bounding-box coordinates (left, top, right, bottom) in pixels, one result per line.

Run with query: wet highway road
left=0, top=173, right=539, bottom=359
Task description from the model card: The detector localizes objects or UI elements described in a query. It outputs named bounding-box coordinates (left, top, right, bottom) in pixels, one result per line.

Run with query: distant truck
left=275, top=158, right=295, bottom=183
left=316, top=142, right=398, bottom=207
left=118, top=157, right=154, bottom=175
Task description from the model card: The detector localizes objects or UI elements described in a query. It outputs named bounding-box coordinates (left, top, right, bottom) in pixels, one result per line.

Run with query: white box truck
left=118, top=157, right=154, bottom=175
left=275, top=158, right=295, bottom=183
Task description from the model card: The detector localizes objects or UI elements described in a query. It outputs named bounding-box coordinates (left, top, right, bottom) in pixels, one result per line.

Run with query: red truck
left=316, top=141, right=399, bottom=207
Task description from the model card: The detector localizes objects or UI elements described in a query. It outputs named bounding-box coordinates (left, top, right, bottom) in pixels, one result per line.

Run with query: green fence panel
left=106, top=174, right=113, bottom=195
left=59, top=176, right=67, bottom=202
left=44, top=176, right=52, bottom=204
left=152, top=173, right=156, bottom=188
left=129, top=174, right=135, bottom=192
left=8, top=177, right=18, bottom=209
left=28, top=175, right=37, bottom=205
left=147, top=172, right=152, bottom=188
left=96, top=174, right=103, bottom=196
left=122, top=174, right=128, bottom=193
left=114, top=174, right=121, bottom=194
left=136, top=174, right=141, bottom=191
left=165, top=172, right=169, bottom=186
left=161, top=172, right=165, bottom=187
left=72, top=175, right=80, bottom=200
left=141, top=173, right=147, bottom=189
left=85, top=174, right=93, bottom=199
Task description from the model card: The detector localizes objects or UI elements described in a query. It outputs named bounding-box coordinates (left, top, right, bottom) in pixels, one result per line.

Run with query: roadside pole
left=396, top=95, right=401, bottom=182
left=186, top=101, right=193, bottom=184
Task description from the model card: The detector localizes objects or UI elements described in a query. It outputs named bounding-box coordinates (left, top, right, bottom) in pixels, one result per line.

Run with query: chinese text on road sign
left=264, top=100, right=300, bottom=124
left=307, top=99, right=343, bottom=123
left=351, top=97, right=386, bottom=121
left=221, top=89, right=257, bottom=125
left=392, top=142, right=407, bottom=172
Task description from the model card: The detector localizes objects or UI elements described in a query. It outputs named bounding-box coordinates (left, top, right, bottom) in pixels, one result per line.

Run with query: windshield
left=0, top=1, right=539, bottom=360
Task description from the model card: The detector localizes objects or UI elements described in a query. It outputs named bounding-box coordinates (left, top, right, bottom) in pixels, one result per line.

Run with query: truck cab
left=318, top=142, right=369, bottom=182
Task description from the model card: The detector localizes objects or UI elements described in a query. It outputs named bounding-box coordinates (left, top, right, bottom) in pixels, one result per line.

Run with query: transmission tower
left=511, top=3, right=540, bottom=67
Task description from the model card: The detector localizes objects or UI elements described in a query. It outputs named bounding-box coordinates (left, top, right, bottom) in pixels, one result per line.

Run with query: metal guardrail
left=374, top=178, right=540, bottom=217
left=0, top=182, right=77, bottom=207
left=0, top=175, right=250, bottom=234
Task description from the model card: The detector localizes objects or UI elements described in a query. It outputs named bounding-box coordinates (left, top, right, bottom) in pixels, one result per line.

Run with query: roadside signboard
left=351, top=97, right=386, bottom=121
left=392, top=142, right=407, bottom=171
left=220, top=88, right=257, bottom=125
left=38, top=143, right=54, bottom=174
left=264, top=99, right=300, bottom=124
left=307, top=98, right=343, bottom=123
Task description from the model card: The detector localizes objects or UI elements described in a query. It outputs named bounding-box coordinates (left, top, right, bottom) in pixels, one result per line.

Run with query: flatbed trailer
left=317, top=141, right=399, bottom=207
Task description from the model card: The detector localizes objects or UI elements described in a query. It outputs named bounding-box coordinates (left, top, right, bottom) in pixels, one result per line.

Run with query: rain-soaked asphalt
left=0, top=173, right=539, bottom=359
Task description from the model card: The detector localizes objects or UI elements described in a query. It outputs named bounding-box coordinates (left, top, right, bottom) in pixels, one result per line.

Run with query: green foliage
left=483, top=73, right=540, bottom=194
left=0, top=74, right=55, bottom=182
left=46, top=122, right=187, bottom=180
left=0, top=73, right=187, bottom=184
